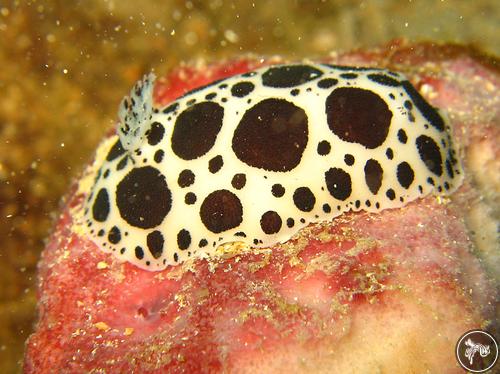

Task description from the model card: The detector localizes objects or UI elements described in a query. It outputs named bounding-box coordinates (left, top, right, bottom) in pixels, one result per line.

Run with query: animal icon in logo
left=464, top=338, right=491, bottom=365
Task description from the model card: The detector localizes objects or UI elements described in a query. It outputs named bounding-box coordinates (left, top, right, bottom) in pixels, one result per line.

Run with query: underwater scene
left=1, top=1, right=499, bottom=373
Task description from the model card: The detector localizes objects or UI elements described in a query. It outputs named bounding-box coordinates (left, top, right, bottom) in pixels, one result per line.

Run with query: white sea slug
left=83, top=63, right=463, bottom=270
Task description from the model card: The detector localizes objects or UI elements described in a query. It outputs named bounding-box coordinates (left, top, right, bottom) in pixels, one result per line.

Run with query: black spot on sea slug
left=231, top=173, right=246, bottom=190
left=147, top=122, right=165, bottom=146
left=163, top=102, right=179, bottom=114
left=106, top=139, right=126, bottom=161
left=135, top=246, right=144, bottom=260
left=293, top=187, right=316, bottom=212
left=416, top=135, right=443, bottom=176
left=397, top=129, right=408, bottom=144
left=262, top=65, right=323, bottom=88
left=177, top=229, right=191, bottom=250
left=208, top=155, right=223, bottom=173
left=185, top=192, right=197, bottom=205
left=317, top=140, right=331, bottom=155
left=344, top=154, right=355, bottom=166
left=386, top=189, right=396, bottom=200
left=397, top=162, right=415, bottom=189
left=326, top=87, right=392, bottom=149
left=92, top=188, right=110, bottom=222
left=286, top=218, right=295, bottom=228
left=172, top=102, right=224, bottom=160
left=325, top=167, right=352, bottom=201
left=386, top=148, right=394, bottom=160
left=108, top=226, right=121, bottom=244
left=445, top=159, right=454, bottom=178
left=402, top=81, right=444, bottom=132
left=322, top=64, right=373, bottom=72
left=199, top=239, right=208, bottom=248
left=147, top=230, right=164, bottom=259
left=340, top=73, right=358, bottom=79
left=154, top=150, right=164, bottom=163
left=364, top=159, right=383, bottom=195
left=367, top=74, right=401, bottom=87
left=317, top=78, right=338, bottom=88
left=260, top=211, right=282, bottom=234
left=116, top=166, right=172, bottom=229
left=271, top=184, right=285, bottom=197
left=200, top=190, right=243, bottom=233
left=232, top=98, right=308, bottom=172
left=178, top=169, right=195, bottom=188
left=231, top=81, right=255, bottom=97
left=322, top=203, right=331, bottom=213
left=117, top=156, right=128, bottom=170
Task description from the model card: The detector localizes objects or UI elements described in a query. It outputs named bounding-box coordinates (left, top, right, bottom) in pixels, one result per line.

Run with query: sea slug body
left=83, top=63, right=463, bottom=270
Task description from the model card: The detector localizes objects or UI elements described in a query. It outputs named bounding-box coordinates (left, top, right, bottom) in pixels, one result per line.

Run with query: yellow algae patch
left=97, top=261, right=109, bottom=269
left=94, top=321, right=111, bottom=332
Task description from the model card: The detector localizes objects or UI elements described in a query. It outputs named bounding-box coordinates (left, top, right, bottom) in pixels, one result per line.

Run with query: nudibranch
left=83, top=63, right=463, bottom=270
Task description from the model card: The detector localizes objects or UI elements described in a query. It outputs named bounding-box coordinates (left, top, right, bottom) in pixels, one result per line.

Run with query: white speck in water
left=184, top=31, right=198, bottom=45
left=209, top=0, right=223, bottom=10
left=172, top=9, right=182, bottom=21
left=224, top=29, right=239, bottom=43
left=405, top=22, right=409, bottom=27
left=63, top=68, right=68, bottom=74
left=170, top=29, right=175, bottom=36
